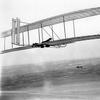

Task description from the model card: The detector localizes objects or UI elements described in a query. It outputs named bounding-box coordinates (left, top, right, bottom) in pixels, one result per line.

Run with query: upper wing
left=1, top=7, right=100, bottom=38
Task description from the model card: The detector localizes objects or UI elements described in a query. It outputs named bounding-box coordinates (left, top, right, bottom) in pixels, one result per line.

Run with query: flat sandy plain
left=1, top=58, right=100, bottom=100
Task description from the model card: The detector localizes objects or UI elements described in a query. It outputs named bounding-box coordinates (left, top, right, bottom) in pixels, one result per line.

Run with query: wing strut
left=27, top=25, right=30, bottom=45
left=41, top=24, right=43, bottom=42
left=4, top=37, right=6, bottom=50
left=38, top=28, right=41, bottom=43
left=63, top=16, right=67, bottom=39
left=72, top=20, right=76, bottom=37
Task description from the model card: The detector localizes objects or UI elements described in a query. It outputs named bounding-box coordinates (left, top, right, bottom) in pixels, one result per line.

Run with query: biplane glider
left=1, top=7, right=100, bottom=54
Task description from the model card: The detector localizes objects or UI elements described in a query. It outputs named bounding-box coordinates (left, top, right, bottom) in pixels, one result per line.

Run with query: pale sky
left=0, top=0, right=100, bottom=67
left=0, top=0, right=100, bottom=33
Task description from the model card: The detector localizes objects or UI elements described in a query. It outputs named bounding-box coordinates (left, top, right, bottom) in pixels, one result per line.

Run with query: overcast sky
left=0, top=0, right=100, bottom=33
left=0, top=0, right=100, bottom=67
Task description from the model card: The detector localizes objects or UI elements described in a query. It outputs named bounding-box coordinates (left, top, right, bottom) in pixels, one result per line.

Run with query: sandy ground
left=1, top=81, right=100, bottom=100
left=1, top=58, right=100, bottom=100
